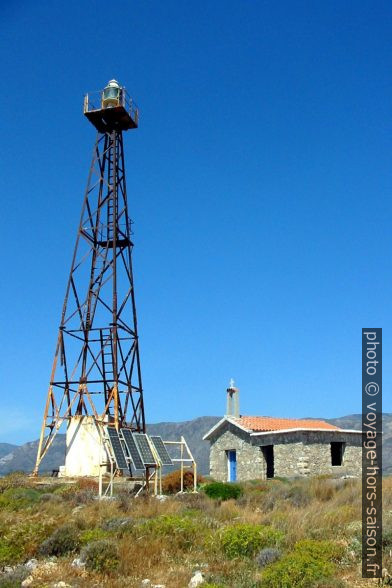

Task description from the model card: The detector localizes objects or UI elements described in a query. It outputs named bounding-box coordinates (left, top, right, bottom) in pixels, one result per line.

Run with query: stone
left=71, top=557, right=86, bottom=568
left=188, top=571, right=204, bottom=587
left=53, top=583, right=71, bottom=588
left=155, top=494, right=168, bottom=502
left=21, top=577, right=34, bottom=587
left=25, top=558, right=38, bottom=571
left=141, top=581, right=151, bottom=587
left=4, top=566, right=14, bottom=573
left=39, top=561, right=57, bottom=573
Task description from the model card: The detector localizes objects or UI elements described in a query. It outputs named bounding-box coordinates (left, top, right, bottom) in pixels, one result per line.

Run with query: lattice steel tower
left=34, top=80, right=145, bottom=475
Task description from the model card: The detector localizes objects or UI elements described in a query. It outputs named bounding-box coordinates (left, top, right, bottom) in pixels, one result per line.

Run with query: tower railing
left=84, top=88, right=139, bottom=127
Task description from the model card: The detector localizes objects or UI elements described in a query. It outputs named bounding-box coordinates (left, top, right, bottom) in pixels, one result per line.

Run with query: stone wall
left=208, top=424, right=362, bottom=481
left=259, top=431, right=362, bottom=478
left=209, top=423, right=266, bottom=481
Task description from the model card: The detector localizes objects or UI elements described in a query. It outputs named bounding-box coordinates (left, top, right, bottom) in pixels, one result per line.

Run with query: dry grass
left=0, top=474, right=390, bottom=587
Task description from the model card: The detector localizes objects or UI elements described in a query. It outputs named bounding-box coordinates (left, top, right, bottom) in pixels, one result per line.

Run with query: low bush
left=38, top=523, right=80, bottom=556
left=80, top=528, right=109, bottom=544
left=162, top=469, right=205, bottom=494
left=263, top=481, right=312, bottom=510
left=138, top=514, right=200, bottom=549
left=0, top=520, right=53, bottom=566
left=256, top=547, right=281, bottom=568
left=80, top=539, right=119, bottom=573
left=262, top=551, right=335, bottom=587
left=0, top=543, right=24, bottom=568
left=0, top=565, right=30, bottom=588
left=75, top=478, right=99, bottom=491
left=176, top=491, right=211, bottom=511
left=205, top=565, right=261, bottom=588
left=261, top=539, right=340, bottom=587
left=237, top=481, right=268, bottom=506
left=0, top=487, right=42, bottom=510
left=294, top=539, right=343, bottom=563
left=39, top=492, right=63, bottom=503
left=55, top=479, right=97, bottom=504
left=0, top=472, right=33, bottom=493
left=100, top=517, right=134, bottom=532
left=219, top=523, right=284, bottom=559
left=115, top=489, right=132, bottom=512
left=345, top=536, right=361, bottom=562
left=203, top=482, right=243, bottom=501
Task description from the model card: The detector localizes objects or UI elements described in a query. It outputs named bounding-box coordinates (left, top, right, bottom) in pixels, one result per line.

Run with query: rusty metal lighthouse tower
left=34, top=80, right=145, bottom=476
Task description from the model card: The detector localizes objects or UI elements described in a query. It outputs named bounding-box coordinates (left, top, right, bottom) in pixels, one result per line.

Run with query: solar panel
left=150, top=436, right=173, bottom=466
left=107, top=427, right=129, bottom=470
left=133, top=433, right=157, bottom=466
left=120, top=428, right=144, bottom=470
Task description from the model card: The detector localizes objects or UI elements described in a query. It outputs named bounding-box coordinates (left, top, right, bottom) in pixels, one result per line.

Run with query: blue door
left=228, top=450, right=237, bottom=481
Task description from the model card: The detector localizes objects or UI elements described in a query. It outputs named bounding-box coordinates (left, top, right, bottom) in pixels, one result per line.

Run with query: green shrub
left=262, top=551, right=335, bottom=587
left=80, top=539, right=119, bottom=573
left=294, top=539, right=342, bottom=563
left=80, top=528, right=109, bottom=544
left=38, top=523, right=80, bottom=556
left=219, top=523, right=284, bottom=558
left=0, top=520, right=53, bottom=566
left=261, top=540, right=340, bottom=587
left=0, top=543, right=24, bottom=568
left=203, top=482, right=243, bottom=501
left=138, top=514, right=200, bottom=548
left=0, top=488, right=42, bottom=510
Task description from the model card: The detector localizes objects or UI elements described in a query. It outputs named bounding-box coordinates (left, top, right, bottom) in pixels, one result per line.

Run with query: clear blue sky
left=1, top=1, right=391, bottom=443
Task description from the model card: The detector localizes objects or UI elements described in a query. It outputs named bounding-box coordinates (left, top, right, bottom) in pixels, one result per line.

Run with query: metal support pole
left=193, top=460, right=197, bottom=493
left=180, top=439, right=184, bottom=493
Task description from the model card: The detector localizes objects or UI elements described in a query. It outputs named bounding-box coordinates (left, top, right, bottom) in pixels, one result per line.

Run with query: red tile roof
left=235, top=416, right=339, bottom=432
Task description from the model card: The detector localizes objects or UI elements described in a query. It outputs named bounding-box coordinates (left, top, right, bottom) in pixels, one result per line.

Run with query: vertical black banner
left=362, top=328, right=382, bottom=578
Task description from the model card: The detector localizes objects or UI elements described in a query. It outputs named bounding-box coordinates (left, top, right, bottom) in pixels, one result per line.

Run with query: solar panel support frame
left=162, top=436, right=198, bottom=493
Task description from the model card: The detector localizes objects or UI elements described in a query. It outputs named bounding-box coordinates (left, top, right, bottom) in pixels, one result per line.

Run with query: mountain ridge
left=0, top=414, right=390, bottom=476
